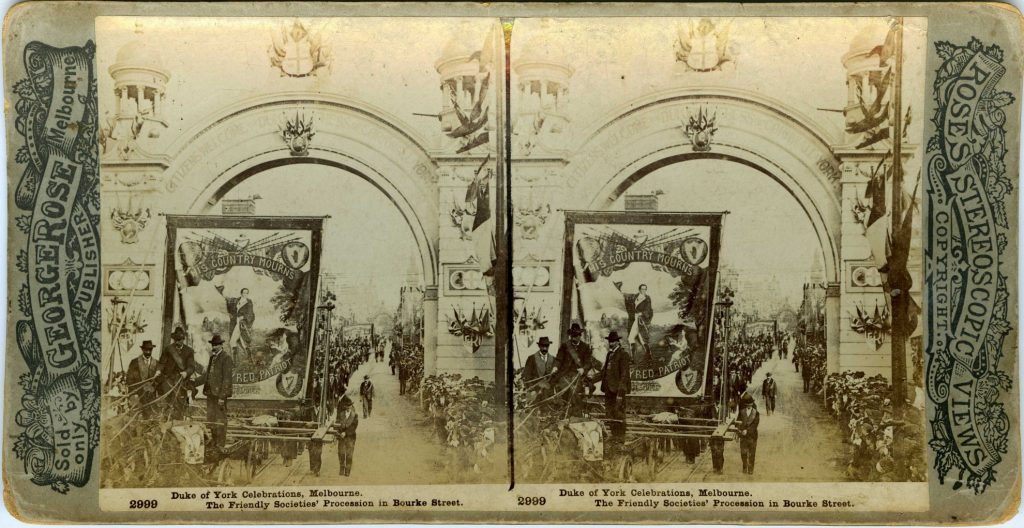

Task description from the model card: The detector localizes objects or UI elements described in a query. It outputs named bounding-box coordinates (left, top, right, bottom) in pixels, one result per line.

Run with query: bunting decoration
left=849, top=302, right=892, bottom=350
left=447, top=304, right=495, bottom=353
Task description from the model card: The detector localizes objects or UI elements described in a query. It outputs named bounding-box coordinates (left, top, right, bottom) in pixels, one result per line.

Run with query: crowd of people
left=705, top=332, right=787, bottom=409
left=793, top=341, right=827, bottom=394
left=314, top=336, right=424, bottom=413
left=316, top=336, right=375, bottom=409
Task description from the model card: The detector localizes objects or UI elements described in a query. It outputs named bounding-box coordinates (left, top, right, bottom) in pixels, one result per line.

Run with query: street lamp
left=316, top=300, right=336, bottom=422
left=715, top=286, right=735, bottom=422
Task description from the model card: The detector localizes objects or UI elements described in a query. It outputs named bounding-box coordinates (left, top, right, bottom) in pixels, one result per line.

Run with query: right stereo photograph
left=509, top=17, right=929, bottom=490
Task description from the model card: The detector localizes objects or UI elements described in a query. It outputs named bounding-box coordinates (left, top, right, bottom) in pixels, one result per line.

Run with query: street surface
left=250, top=358, right=448, bottom=485
left=663, top=354, right=849, bottom=482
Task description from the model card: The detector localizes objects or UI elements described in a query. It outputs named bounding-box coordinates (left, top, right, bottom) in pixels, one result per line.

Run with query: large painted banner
left=563, top=211, right=724, bottom=398
left=163, top=216, right=323, bottom=401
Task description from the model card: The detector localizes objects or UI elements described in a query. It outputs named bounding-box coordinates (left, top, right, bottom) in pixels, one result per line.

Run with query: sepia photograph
left=96, top=16, right=507, bottom=488
left=510, top=17, right=930, bottom=484
left=2, top=2, right=1019, bottom=522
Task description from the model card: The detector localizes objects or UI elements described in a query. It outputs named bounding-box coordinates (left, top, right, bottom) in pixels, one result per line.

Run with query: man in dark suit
left=159, top=327, right=195, bottom=420
left=398, top=360, right=408, bottom=395
left=554, top=323, right=596, bottom=410
left=553, top=323, right=592, bottom=382
left=522, top=337, right=554, bottom=384
left=335, top=395, right=359, bottom=476
left=761, top=372, right=777, bottom=415
left=216, top=286, right=256, bottom=363
left=736, top=392, right=760, bottom=474
left=625, top=284, right=654, bottom=362
left=126, top=340, right=159, bottom=417
left=359, top=375, right=375, bottom=419
left=601, top=331, right=631, bottom=443
left=202, top=334, right=233, bottom=453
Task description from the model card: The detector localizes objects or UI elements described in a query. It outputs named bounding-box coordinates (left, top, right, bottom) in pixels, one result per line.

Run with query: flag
left=448, top=23, right=500, bottom=154
left=864, top=164, right=891, bottom=273
left=868, top=22, right=897, bottom=66
left=847, top=22, right=898, bottom=150
left=467, top=154, right=495, bottom=277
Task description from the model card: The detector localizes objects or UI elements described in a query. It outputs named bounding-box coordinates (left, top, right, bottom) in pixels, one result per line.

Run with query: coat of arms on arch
left=268, top=20, right=332, bottom=78
left=675, top=18, right=735, bottom=72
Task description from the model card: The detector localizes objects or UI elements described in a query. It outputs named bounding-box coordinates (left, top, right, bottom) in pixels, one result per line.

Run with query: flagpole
left=889, top=16, right=907, bottom=412
left=493, top=20, right=509, bottom=406
left=495, top=19, right=514, bottom=489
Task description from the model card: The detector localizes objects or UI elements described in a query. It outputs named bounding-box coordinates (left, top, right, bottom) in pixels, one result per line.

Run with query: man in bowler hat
left=601, top=331, right=631, bottom=443
left=554, top=323, right=592, bottom=378
left=554, top=322, right=596, bottom=408
left=523, top=336, right=555, bottom=386
left=159, top=326, right=196, bottom=419
left=126, top=340, right=160, bottom=417
left=201, top=334, right=233, bottom=453
left=335, top=395, right=359, bottom=476
left=736, top=392, right=760, bottom=474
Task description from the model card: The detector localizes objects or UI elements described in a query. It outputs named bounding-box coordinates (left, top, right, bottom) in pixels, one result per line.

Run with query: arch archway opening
left=196, top=159, right=429, bottom=330
left=605, top=157, right=829, bottom=309
left=594, top=152, right=839, bottom=286
left=598, top=155, right=836, bottom=394
left=187, top=156, right=435, bottom=287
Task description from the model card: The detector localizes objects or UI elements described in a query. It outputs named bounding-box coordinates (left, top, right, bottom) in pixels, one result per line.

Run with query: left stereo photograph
left=93, top=16, right=509, bottom=492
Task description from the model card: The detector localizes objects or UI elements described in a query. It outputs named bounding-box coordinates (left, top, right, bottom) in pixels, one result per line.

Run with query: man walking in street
left=359, top=375, right=375, bottom=419
left=761, top=372, right=777, bottom=415
left=202, top=335, right=233, bottom=454
left=600, top=331, right=631, bottom=445
left=335, top=395, right=359, bottom=476
left=736, top=392, right=760, bottom=475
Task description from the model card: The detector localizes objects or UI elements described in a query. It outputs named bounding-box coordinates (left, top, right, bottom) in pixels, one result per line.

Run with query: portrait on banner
left=567, top=213, right=722, bottom=398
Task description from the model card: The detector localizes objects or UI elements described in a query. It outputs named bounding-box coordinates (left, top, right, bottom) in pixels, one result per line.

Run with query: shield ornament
left=277, top=370, right=301, bottom=397
left=687, top=33, right=720, bottom=71
left=680, top=237, right=709, bottom=266
left=281, top=241, right=310, bottom=269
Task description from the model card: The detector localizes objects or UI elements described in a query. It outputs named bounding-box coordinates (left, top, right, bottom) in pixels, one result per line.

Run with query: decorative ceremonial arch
left=563, top=87, right=844, bottom=285
left=559, top=87, right=846, bottom=370
left=158, top=92, right=441, bottom=287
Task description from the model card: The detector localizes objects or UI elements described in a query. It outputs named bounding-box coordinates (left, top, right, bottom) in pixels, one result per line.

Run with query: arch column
left=826, top=282, right=841, bottom=374
left=423, top=286, right=438, bottom=376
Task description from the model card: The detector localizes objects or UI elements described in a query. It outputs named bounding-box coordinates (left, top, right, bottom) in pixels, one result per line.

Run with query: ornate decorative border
left=10, top=41, right=102, bottom=493
left=926, top=37, right=1014, bottom=493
